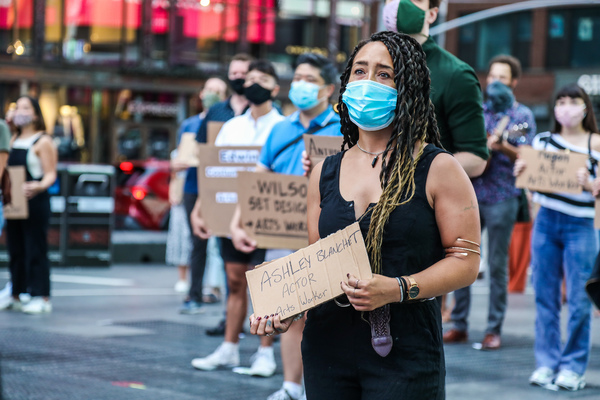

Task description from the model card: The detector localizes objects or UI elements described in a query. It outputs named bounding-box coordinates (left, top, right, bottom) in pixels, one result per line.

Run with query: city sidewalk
left=0, top=264, right=599, bottom=400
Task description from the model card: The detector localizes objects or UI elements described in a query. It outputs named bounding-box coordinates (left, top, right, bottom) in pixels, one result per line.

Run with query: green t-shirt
left=0, top=120, right=10, bottom=153
left=422, top=37, right=489, bottom=160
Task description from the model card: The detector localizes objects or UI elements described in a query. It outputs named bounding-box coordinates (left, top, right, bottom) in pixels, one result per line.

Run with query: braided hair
left=338, top=31, right=442, bottom=275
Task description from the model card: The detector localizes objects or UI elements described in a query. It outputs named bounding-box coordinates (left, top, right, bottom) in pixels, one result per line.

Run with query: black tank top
left=318, top=144, right=447, bottom=277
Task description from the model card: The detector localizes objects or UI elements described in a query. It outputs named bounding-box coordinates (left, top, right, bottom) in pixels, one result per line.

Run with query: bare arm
left=0, top=151, right=8, bottom=180
left=23, top=136, right=57, bottom=199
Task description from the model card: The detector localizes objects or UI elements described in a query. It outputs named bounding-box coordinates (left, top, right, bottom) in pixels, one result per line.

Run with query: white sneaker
left=267, top=388, right=299, bottom=400
left=529, top=367, right=555, bottom=387
left=174, top=280, right=189, bottom=293
left=191, top=343, right=240, bottom=371
left=555, top=369, right=586, bottom=391
left=247, top=346, right=276, bottom=377
left=22, top=297, right=52, bottom=314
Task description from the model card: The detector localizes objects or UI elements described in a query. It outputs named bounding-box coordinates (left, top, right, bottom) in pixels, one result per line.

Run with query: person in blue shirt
left=230, top=53, right=341, bottom=400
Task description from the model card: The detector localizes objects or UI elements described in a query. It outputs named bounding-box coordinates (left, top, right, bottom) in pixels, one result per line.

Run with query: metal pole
left=430, top=0, right=600, bottom=36
left=327, top=0, right=339, bottom=63
left=33, top=0, right=46, bottom=63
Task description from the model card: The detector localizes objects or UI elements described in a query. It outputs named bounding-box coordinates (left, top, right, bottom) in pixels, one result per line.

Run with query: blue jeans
left=531, top=206, right=597, bottom=375
left=451, top=196, right=518, bottom=334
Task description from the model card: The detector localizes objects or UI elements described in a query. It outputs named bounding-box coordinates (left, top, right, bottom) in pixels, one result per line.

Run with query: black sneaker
left=206, top=318, right=226, bottom=336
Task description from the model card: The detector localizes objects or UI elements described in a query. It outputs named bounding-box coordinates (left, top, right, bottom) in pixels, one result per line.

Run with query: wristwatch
left=405, top=275, right=420, bottom=300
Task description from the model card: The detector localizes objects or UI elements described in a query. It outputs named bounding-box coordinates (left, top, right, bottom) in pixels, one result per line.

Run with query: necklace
left=356, top=142, right=385, bottom=168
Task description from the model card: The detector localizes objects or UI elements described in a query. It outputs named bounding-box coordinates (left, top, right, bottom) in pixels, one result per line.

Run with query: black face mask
left=229, top=78, right=246, bottom=95
left=244, top=83, right=272, bottom=105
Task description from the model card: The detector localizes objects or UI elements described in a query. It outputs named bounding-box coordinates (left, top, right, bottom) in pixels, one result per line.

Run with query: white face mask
left=554, top=104, right=586, bottom=128
left=12, top=113, right=34, bottom=127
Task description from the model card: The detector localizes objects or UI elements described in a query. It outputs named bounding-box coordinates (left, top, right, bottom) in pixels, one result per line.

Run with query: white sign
left=578, top=74, right=600, bottom=96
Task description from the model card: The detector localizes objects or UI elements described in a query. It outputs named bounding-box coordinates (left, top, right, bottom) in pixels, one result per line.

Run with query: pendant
left=371, top=156, right=378, bottom=168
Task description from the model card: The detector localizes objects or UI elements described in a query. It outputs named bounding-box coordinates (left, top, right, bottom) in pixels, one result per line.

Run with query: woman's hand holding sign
left=249, top=312, right=296, bottom=337
left=340, top=273, right=401, bottom=312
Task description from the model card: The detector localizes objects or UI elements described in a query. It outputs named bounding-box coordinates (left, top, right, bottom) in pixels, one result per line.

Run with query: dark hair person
left=515, top=83, right=600, bottom=391
left=250, top=31, right=480, bottom=398
left=1, top=96, right=57, bottom=314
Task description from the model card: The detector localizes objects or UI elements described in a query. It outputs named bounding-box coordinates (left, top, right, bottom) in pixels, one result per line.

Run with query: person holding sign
left=231, top=53, right=341, bottom=400
left=444, top=55, right=536, bottom=350
left=250, top=31, right=481, bottom=398
left=191, top=60, right=284, bottom=377
left=1, top=96, right=57, bottom=314
left=514, top=84, right=600, bottom=391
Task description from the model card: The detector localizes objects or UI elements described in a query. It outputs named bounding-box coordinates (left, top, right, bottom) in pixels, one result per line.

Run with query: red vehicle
left=115, top=159, right=171, bottom=230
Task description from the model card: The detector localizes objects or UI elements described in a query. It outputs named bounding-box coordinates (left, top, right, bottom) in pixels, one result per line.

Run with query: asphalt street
left=1, top=263, right=599, bottom=400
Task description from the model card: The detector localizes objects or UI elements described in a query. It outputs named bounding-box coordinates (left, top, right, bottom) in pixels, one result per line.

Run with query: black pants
left=183, top=193, right=208, bottom=303
left=6, top=192, right=51, bottom=298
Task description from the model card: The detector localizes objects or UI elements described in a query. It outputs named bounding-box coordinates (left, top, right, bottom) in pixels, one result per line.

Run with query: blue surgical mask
left=289, top=81, right=324, bottom=111
left=485, top=80, right=515, bottom=114
left=342, top=80, right=397, bottom=131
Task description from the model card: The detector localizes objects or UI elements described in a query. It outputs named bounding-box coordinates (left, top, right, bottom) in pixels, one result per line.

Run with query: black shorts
left=218, top=238, right=266, bottom=266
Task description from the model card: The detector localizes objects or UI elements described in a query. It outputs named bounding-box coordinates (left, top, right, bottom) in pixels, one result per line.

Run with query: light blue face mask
left=289, top=80, right=323, bottom=111
left=342, top=80, right=398, bottom=131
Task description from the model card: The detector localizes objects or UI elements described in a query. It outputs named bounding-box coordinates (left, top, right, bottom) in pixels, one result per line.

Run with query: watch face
left=409, top=286, right=420, bottom=299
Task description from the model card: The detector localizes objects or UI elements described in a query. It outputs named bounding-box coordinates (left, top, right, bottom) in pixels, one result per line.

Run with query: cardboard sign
left=175, top=132, right=199, bottom=166
left=207, top=121, right=226, bottom=145
left=303, top=134, right=343, bottom=167
left=516, top=146, right=588, bottom=194
left=246, top=222, right=372, bottom=320
left=197, top=145, right=261, bottom=237
left=237, top=171, right=309, bottom=250
left=3, top=166, right=28, bottom=220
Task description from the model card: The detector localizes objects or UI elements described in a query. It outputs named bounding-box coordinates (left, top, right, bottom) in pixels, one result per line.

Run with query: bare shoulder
left=429, top=152, right=465, bottom=178
left=36, top=134, right=55, bottom=147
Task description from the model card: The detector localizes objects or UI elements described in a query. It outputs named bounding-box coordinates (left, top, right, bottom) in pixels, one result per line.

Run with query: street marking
left=0, top=271, right=134, bottom=286
left=51, top=288, right=180, bottom=296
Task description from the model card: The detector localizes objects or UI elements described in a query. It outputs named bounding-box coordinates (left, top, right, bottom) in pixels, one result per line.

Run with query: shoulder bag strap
left=270, top=120, right=338, bottom=166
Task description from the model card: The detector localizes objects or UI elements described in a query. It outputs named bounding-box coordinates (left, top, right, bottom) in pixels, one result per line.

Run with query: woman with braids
left=250, top=31, right=480, bottom=398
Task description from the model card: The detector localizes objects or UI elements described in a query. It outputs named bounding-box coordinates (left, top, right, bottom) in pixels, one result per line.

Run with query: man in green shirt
left=383, top=0, right=488, bottom=177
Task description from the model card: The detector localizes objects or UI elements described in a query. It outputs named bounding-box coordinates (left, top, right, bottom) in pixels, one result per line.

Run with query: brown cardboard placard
left=595, top=199, right=600, bottom=229
left=207, top=121, right=226, bottom=145
left=3, top=166, right=28, bottom=220
left=246, top=222, right=372, bottom=320
left=237, top=171, right=309, bottom=250
left=197, top=145, right=261, bottom=237
left=174, top=132, right=199, bottom=166
left=515, top=146, right=588, bottom=194
left=303, top=134, right=343, bottom=168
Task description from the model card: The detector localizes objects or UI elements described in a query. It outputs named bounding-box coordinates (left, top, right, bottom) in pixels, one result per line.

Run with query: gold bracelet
left=446, top=246, right=481, bottom=255
left=456, top=238, right=480, bottom=247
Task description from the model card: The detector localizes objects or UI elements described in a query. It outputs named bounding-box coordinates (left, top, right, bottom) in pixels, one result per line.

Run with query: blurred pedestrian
left=251, top=31, right=480, bottom=399
left=444, top=55, right=536, bottom=349
left=1, top=96, right=57, bottom=314
left=181, top=54, right=253, bottom=326
left=190, top=60, right=284, bottom=377
left=514, top=83, right=599, bottom=391
left=169, top=76, right=228, bottom=296
left=230, top=53, right=341, bottom=400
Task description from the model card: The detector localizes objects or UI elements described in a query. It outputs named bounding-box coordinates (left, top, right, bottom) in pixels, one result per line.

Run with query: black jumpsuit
left=6, top=134, right=51, bottom=298
left=302, top=145, right=447, bottom=399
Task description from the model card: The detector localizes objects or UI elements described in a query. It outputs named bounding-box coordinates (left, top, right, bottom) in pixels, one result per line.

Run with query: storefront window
left=547, top=8, right=600, bottom=69
left=458, top=11, right=532, bottom=72
left=0, top=0, right=33, bottom=60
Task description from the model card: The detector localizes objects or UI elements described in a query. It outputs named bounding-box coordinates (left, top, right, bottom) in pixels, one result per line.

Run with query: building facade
left=441, top=0, right=600, bottom=132
left=0, top=0, right=380, bottom=163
